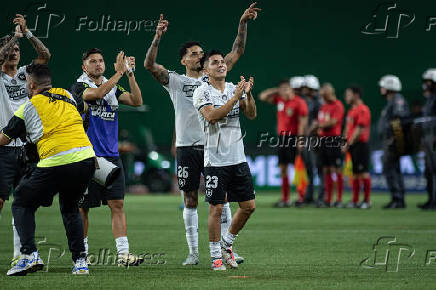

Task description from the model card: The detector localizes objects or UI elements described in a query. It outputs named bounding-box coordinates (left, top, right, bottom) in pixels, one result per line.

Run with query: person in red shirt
left=342, top=86, right=371, bottom=209
left=260, top=79, right=308, bottom=207
left=312, top=83, right=345, bottom=207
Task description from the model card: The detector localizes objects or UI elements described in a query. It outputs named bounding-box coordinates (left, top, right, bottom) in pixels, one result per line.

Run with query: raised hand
left=240, top=2, right=262, bottom=22
left=156, top=14, right=169, bottom=38
left=235, top=78, right=246, bottom=99
left=13, top=14, right=28, bottom=34
left=242, top=76, right=254, bottom=94
left=114, top=51, right=127, bottom=74
left=126, top=56, right=136, bottom=73
left=14, top=25, right=23, bottom=38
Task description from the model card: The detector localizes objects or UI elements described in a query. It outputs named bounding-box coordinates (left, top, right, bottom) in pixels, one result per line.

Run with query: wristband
left=25, top=30, right=33, bottom=39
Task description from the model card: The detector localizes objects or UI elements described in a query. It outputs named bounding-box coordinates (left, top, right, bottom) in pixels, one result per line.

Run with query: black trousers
left=382, top=149, right=405, bottom=202
left=12, top=158, right=95, bottom=262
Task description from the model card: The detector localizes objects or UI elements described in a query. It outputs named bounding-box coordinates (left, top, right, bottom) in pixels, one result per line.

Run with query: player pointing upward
left=144, top=3, right=260, bottom=266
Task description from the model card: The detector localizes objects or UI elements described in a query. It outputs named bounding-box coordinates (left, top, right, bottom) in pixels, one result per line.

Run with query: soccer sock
left=12, top=218, right=21, bottom=258
left=220, top=203, right=232, bottom=238
left=352, top=178, right=360, bottom=203
left=115, top=236, right=129, bottom=256
left=281, top=176, right=290, bottom=202
left=363, top=177, right=371, bottom=202
left=84, top=237, right=89, bottom=256
left=209, top=242, right=222, bottom=260
left=337, top=173, right=344, bottom=202
left=221, top=231, right=236, bottom=248
left=183, top=207, right=199, bottom=255
left=324, top=172, right=333, bottom=204
left=180, top=190, right=184, bottom=203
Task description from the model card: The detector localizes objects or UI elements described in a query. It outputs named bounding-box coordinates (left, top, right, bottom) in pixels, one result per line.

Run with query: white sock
left=183, top=207, right=198, bottom=255
left=84, top=237, right=89, bottom=255
left=12, top=218, right=21, bottom=258
left=209, top=242, right=221, bottom=260
left=222, top=231, right=236, bottom=248
left=220, top=202, right=232, bottom=238
left=115, top=236, right=129, bottom=255
left=180, top=190, right=185, bottom=203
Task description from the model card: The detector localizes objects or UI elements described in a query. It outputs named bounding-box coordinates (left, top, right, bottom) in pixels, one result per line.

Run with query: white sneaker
left=182, top=253, right=199, bottom=265
left=72, top=258, right=89, bottom=275
left=7, top=255, right=32, bottom=276
left=28, top=251, right=44, bottom=273
left=211, top=258, right=226, bottom=271
left=221, top=247, right=238, bottom=269
left=117, top=253, right=144, bottom=267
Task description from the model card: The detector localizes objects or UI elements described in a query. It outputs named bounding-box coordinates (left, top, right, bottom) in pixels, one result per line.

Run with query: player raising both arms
left=144, top=3, right=260, bottom=266
left=71, top=48, right=143, bottom=267
left=193, top=50, right=257, bottom=271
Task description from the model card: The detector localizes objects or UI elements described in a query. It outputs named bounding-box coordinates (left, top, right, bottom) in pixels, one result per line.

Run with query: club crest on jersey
left=18, top=73, right=26, bottom=81
left=286, top=107, right=293, bottom=116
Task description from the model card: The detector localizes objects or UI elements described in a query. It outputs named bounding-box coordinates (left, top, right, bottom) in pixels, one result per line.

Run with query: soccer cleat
left=333, top=201, right=344, bottom=208
left=7, top=255, right=32, bottom=276
left=233, top=252, right=244, bottom=264
left=72, top=258, right=89, bottom=275
left=293, top=200, right=305, bottom=208
left=359, top=201, right=371, bottom=209
left=345, top=201, right=358, bottom=208
left=182, top=253, right=199, bottom=265
left=211, top=258, right=226, bottom=271
left=221, top=247, right=238, bottom=269
left=117, top=253, right=144, bottom=267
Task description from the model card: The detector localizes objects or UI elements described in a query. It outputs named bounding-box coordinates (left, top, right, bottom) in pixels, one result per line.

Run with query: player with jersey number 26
left=193, top=50, right=256, bottom=271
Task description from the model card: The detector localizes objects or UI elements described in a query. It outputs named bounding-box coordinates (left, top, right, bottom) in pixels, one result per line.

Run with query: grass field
left=1, top=192, right=435, bottom=289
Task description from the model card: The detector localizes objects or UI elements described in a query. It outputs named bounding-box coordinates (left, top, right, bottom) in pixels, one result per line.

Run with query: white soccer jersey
left=163, top=71, right=209, bottom=147
left=193, top=82, right=247, bottom=167
left=0, top=65, right=28, bottom=147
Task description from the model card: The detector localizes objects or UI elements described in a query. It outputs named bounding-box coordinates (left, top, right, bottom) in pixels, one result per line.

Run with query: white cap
left=304, top=75, right=320, bottom=90
left=290, top=76, right=305, bottom=89
left=379, top=75, right=402, bottom=92
left=422, top=68, right=436, bottom=82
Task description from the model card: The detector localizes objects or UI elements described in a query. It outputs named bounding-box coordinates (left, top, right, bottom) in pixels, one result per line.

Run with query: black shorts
left=79, top=157, right=125, bottom=209
left=349, top=141, right=370, bottom=174
left=277, top=135, right=297, bottom=165
left=204, top=162, right=255, bottom=205
left=13, top=158, right=95, bottom=212
left=176, top=146, right=204, bottom=192
left=0, top=146, right=25, bottom=201
left=319, top=137, right=343, bottom=168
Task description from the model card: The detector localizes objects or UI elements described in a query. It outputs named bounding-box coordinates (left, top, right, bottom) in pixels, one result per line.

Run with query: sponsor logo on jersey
left=5, top=85, right=27, bottom=100
left=89, top=103, right=117, bottom=121
left=182, top=82, right=202, bottom=97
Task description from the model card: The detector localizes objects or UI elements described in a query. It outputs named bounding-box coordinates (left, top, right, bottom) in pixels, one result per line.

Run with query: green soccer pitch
left=1, top=192, right=435, bottom=289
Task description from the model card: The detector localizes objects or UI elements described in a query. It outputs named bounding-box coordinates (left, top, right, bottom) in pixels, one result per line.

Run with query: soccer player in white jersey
left=193, top=50, right=257, bottom=270
left=0, top=14, right=50, bottom=267
left=144, top=3, right=260, bottom=266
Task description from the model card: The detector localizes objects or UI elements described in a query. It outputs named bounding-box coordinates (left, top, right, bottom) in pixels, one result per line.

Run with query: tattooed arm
left=144, top=14, right=169, bottom=85
left=224, top=3, right=261, bottom=71
left=14, top=14, right=51, bottom=64
left=0, top=36, right=19, bottom=66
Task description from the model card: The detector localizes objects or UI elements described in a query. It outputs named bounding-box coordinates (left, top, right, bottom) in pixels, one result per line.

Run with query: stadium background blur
left=2, top=0, right=434, bottom=191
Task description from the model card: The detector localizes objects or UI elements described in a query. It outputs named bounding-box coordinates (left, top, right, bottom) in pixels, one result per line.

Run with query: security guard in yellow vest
left=0, top=64, right=95, bottom=276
